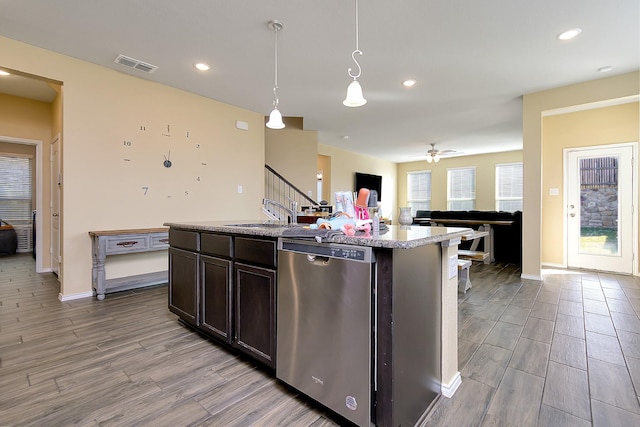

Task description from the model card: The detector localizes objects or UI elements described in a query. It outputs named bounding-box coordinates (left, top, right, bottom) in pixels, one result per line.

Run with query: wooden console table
left=89, top=228, right=169, bottom=300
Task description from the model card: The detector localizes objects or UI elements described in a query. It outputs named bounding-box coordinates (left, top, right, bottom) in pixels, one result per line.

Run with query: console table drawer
left=105, top=235, right=150, bottom=254
left=151, top=234, right=170, bottom=248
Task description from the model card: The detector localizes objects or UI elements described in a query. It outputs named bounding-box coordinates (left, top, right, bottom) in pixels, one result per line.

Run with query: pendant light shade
left=343, top=79, right=367, bottom=107
left=343, top=0, right=366, bottom=107
left=266, top=107, right=285, bottom=129
left=266, top=20, right=285, bottom=129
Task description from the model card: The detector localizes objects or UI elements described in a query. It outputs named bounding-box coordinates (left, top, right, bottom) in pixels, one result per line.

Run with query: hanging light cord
left=348, top=0, right=363, bottom=80
left=272, top=23, right=280, bottom=108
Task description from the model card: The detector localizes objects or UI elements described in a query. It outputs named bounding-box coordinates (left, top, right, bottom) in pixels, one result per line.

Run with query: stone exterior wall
left=580, top=187, right=618, bottom=228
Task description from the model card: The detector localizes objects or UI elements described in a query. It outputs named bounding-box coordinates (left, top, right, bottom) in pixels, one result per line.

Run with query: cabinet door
left=234, top=262, right=276, bottom=368
left=168, top=247, right=199, bottom=326
left=200, top=255, right=232, bottom=343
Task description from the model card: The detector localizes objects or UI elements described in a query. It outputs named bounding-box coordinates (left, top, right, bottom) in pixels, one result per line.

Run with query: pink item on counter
left=341, top=223, right=356, bottom=236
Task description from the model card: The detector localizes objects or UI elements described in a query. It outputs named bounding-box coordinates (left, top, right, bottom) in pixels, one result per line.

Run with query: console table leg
left=92, top=241, right=107, bottom=301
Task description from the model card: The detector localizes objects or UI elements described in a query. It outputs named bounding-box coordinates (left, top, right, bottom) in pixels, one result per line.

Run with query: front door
left=566, top=144, right=635, bottom=274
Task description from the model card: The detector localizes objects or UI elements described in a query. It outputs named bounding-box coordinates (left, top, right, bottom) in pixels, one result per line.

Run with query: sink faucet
left=262, top=198, right=297, bottom=224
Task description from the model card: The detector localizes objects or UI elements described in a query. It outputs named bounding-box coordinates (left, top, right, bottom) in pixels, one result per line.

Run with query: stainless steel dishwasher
left=277, top=238, right=375, bottom=427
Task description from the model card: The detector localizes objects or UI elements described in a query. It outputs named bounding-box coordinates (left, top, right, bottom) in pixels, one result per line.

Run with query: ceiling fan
left=425, top=143, right=459, bottom=163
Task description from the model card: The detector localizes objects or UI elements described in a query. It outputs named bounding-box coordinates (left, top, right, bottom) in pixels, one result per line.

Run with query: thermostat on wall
left=235, top=120, right=249, bottom=131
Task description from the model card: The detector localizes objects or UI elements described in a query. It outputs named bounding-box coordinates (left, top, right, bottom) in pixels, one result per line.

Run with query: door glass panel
left=579, top=156, right=619, bottom=256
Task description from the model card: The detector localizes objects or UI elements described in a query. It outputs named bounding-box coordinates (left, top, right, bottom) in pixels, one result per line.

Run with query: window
left=496, top=162, right=523, bottom=212
left=0, top=155, right=33, bottom=221
left=407, top=170, right=431, bottom=215
left=447, top=167, right=475, bottom=210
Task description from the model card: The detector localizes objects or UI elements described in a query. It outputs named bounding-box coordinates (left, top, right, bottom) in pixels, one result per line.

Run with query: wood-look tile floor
left=425, top=264, right=640, bottom=427
left=0, top=254, right=338, bottom=427
left=2, top=254, right=640, bottom=426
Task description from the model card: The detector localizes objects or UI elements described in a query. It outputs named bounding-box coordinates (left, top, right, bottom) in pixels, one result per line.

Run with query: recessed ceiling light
left=556, top=28, right=582, bottom=41
left=342, top=135, right=350, bottom=140
left=598, top=65, right=613, bottom=73
left=194, top=63, right=210, bottom=71
left=402, top=79, right=417, bottom=87
left=0, top=70, right=10, bottom=76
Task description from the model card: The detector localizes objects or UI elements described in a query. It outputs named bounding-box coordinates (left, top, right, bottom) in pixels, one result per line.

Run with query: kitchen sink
left=225, top=223, right=300, bottom=228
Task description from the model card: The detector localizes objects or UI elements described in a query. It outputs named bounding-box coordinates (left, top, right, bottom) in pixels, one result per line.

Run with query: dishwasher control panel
left=279, top=239, right=374, bottom=263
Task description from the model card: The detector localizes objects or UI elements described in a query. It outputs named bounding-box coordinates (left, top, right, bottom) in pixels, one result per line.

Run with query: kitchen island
left=164, top=220, right=470, bottom=427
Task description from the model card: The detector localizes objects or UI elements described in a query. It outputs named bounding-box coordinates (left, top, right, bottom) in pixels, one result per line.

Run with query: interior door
left=51, top=137, right=60, bottom=276
left=567, top=145, right=634, bottom=274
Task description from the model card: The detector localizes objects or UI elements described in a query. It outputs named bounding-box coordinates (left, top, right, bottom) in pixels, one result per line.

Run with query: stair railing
left=264, top=164, right=319, bottom=222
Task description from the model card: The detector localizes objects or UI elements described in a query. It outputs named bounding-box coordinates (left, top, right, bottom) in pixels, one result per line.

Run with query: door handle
left=52, top=213, right=59, bottom=217
left=570, top=213, right=575, bottom=217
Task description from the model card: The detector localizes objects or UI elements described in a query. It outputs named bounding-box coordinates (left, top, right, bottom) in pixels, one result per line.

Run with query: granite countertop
left=164, top=220, right=472, bottom=249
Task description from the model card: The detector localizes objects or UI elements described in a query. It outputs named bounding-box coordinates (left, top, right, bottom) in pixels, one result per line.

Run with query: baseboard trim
left=441, top=372, right=462, bottom=398
left=542, top=263, right=566, bottom=269
left=521, top=273, right=543, bottom=281
left=58, top=291, right=93, bottom=302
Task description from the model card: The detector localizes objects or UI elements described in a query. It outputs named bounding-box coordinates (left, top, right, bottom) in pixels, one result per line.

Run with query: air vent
left=114, top=54, right=158, bottom=74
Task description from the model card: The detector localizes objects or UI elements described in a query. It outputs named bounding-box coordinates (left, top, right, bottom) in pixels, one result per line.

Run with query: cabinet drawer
left=105, top=235, right=150, bottom=254
left=235, top=237, right=276, bottom=267
left=169, top=229, right=200, bottom=251
left=150, top=233, right=170, bottom=248
left=201, top=233, right=232, bottom=258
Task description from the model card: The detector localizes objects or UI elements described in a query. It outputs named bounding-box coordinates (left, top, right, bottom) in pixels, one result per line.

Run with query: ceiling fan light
left=266, top=107, right=285, bottom=129
left=343, top=80, right=367, bottom=107
left=426, top=155, right=433, bottom=163
left=434, top=154, right=440, bottom=163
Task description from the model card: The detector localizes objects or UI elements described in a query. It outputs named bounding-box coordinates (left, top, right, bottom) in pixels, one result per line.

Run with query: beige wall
left=541, top=102, right=639, bottom=267
left=265, top=117, right=318, bottom=198
left=318, top=144, right=397, bottom=221
left=398, top=151, right=523, bottom=211
left=2, top=36, right=266, bottom=298
left=523, top=71, right=639, bottom=279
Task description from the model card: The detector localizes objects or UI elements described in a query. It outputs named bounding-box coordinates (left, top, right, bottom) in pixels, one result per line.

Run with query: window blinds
left=0, top=155, right=33, bottom=222
left=407, top=171, right=431, bottom=214
left=447, top=167, right=475, bottom=210
left=496, top=163, right=523, bottom=212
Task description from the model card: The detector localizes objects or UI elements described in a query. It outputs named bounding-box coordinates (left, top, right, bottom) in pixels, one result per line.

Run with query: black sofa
left=414, top=210, right=522, bottom=266
left=0, top=220, right=18, bottom=256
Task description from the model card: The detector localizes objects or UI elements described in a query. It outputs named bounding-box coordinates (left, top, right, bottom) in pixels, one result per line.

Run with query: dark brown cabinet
left=168, top=229, right=200, bottom=326
left=168, top=229, right=276, bottom=369
left=168, top=247, right=199, bottom=326
left=200, top=255, right=232, bottom=342
left=234, top=262, right=276, bottom=367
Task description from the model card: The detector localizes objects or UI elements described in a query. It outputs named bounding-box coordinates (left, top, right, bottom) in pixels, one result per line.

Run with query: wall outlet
left=449, top=255, right=458, bottom=279
left=237, top=185, right=243, bottom=194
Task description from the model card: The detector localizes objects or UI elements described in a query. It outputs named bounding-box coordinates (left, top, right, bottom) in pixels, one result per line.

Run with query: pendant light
left=343, top=0, right=367, bottom=107
left=266, top=20, right=285, bottom=129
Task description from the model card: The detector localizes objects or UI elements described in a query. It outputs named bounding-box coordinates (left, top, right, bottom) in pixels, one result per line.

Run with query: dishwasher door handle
left=306, top=254, right=330, bottom=265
